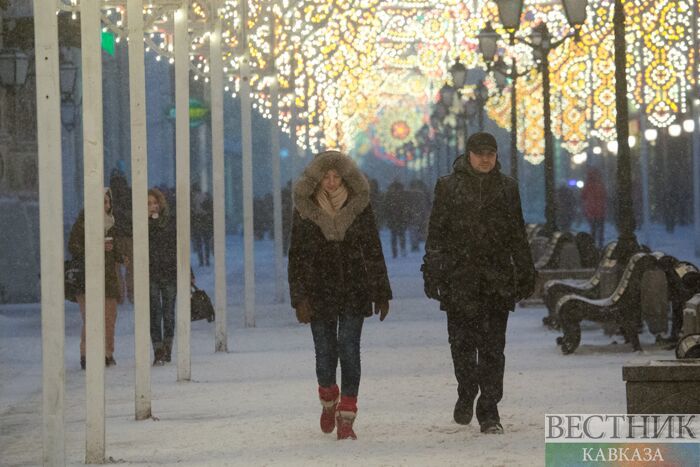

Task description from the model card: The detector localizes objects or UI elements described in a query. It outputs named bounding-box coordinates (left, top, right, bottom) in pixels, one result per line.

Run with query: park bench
left=541, top=241, right=618, bottom=328
left=535, top=231, right=578, bottom=270
left=656, top=257, right=700, bottom=341
left=682, top=294, right=700, bottom=337
left=521, top=231, right=591, bottom=305
left=555, top=252, right=659, bottom=354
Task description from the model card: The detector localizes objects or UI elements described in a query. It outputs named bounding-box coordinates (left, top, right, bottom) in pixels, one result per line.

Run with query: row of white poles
left=127, top=0, right=152, bottom=421
left=35, top=1, right=65, bottom=464
left=174, top=1, right=192, bottom=383
left=80, top=0, right=108, bottom=461
left=34, top=0, right=243, bottom=463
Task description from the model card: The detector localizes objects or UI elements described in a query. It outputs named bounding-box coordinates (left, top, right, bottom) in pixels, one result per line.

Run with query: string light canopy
left=54, top=0, right=699, bottom=164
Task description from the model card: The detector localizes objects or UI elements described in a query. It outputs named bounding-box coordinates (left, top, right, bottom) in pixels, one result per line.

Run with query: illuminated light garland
left=63, top=0, right=698, bottom=163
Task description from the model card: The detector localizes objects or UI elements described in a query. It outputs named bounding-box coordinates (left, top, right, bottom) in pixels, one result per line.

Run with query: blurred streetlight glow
left=644, top=128, right=658, bottom=142
left=683, top=118, right=695, bottom=133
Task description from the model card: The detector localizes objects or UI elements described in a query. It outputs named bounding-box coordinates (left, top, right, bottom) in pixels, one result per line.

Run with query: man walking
left=421, top=132, right=535, bottom=434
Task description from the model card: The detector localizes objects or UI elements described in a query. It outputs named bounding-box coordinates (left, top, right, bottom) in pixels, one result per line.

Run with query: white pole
left=127, top=0, right=152, bottom=419
left=80, top=0, right=106, bottom=462
left=241, top=0, right=256, bottom=328
left=34, top=3, right=65, bottom=464
left=210, top=0, right=228, bottom=352
left=269, top=10, right=284, bottom=304
left=174, top=1, right=192, bottom=381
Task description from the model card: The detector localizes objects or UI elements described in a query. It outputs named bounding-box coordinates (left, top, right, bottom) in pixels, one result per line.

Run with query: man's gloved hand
left=516, top=280, right=535, bottom=302
left=421, top=262, right=442, bottom=301
left=374, top=301, right=389, bottom=321
left=424, top=278, right=442, bottom=300
left=295, top=299, right=313, bottom=324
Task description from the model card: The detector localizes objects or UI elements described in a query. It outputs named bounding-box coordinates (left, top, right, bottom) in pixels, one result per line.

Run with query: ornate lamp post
left=0, top=49, right=29, bottom=88
left=59, top=58, right=79, bottom=130
left=612, top=0, right=639, bottom=260
left=479, top=22, right=527, bottom=180
left=492, top=0, right=588, bottom=234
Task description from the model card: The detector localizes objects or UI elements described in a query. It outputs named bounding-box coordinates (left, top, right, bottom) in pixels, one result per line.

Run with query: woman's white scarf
left=104, top=188, right=115, bottom=233
left=104, top=212, right=115, bottom=234
left=316, top=184, right=348, bottom=217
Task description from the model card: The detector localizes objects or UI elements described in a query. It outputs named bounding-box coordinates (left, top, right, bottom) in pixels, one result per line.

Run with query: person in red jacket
left=581, top=168, right=607, bottom=248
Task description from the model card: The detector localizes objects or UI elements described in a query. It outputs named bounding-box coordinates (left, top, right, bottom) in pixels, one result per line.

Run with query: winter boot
left=480, top=420, right=504, bottom=434
left=453, top=397, right=474, bottom=425
left=318, top=385, right=340, bottom=434
left=153, top=344, right=165, bottom=366
left=336, top=395, right=358, bottom=440
left=163, top=339, right=173, bottom=363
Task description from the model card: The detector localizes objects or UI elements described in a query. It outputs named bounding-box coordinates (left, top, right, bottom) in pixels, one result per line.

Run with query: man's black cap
left=466, top=132, right=498, bottom=153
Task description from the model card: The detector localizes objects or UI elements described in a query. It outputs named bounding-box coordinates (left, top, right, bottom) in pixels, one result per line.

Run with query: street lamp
left=491, top=0, right=588, bottom=235
left=479, top=23, right=528, bottom=181
left=611, top=0, right=639, bottom=260
left=449, top=58, right=467, bottom=90
left=0, top=49, right=29, bottom=88
left=60, top=59, right=79, bottom=130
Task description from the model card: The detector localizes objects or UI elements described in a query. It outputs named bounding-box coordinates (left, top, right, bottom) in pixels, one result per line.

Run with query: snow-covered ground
left=0, top=224, right=697, bottom=466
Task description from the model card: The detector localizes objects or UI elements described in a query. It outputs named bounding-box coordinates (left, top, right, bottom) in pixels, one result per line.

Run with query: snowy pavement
left=0, top=225, right=696, bottom=466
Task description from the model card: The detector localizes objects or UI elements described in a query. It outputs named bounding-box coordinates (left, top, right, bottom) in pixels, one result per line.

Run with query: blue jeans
left=310, top=313, right=364, bottom=397
left=150, top=281, right=176, bottom=346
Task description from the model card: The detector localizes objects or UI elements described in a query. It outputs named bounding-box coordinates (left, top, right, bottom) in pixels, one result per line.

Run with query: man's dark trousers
left=446, top=294, right=509, bottom=424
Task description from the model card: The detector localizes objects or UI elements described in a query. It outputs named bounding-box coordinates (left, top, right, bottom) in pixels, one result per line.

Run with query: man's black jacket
left=422, top=156, right=535, bottom=311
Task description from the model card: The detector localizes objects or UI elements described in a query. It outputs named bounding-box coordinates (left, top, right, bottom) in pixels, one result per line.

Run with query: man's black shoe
left=480, top=421, right=504, bottom=434
left=453, top=398, right=473, bottom=425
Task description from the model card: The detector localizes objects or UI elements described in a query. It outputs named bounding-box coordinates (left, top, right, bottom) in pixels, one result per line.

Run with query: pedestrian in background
left=288, top=150, right=392, bottom=440
left=148, top=188, right=177, bottom=365
left=581, top=167, right=606, bottom=248
left=69, top=188, right=124, bottom=370
left=384, top=179, right=409, bottom=258
left=110, top=168, right=134, bottom=303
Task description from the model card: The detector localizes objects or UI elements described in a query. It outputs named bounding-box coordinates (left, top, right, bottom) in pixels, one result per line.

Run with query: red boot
left=318, top=385, right=339, bottom=434
left=336, top=395, right=358, bottom=440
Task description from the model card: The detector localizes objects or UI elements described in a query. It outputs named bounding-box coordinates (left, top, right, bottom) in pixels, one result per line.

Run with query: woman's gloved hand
left=374, top=301, right=389, bottom=321
left=295, top=299, right=313, bottom=324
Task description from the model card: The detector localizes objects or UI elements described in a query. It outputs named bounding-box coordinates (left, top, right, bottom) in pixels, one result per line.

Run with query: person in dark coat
left=422, top=132, right=535, bottom=435
left=148, top=188, right=178, bottom=365
left=110, top=168, right=134, bottom=303
left=191, top=185, right=212, bottom=266
left=288, top=150, right=392, bottom=440
left=555, top=184, right=577, bottom=232
left=581, top=168, right=606, bottom=248
left=406, top=179, right=431, bottom=252
left=68, top=188, right=124, bottom=369
left=384, top=179, right=409, bottom=258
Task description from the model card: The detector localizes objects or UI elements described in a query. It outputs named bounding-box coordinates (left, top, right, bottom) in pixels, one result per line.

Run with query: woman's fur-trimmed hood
left=293, top=150, right=370, bottom=241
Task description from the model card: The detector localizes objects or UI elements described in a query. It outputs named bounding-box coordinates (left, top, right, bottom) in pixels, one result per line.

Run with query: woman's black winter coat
left=288, top=151, right=392, bottom=320
left=422, top=156, right=535, bottom=311
left=149, top=215, right=177, bottom=284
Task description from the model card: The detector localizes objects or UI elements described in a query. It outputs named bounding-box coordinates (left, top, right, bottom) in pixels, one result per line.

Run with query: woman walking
left=148, top=188, right=177, bottom=365
left=69, top=188, right=124, bottom=369
left=288, top=150, right=392, bottom=440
